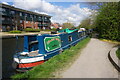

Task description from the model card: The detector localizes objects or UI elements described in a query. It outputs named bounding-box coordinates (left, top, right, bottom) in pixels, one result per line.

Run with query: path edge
left=108, top=50, right=120, bottom=72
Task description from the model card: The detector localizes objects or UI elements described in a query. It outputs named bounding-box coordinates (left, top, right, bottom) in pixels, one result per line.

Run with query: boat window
left=81, top=32, right=84, bottom=37
left=83, top=32, right=85, bottom=36
left=68, top=36, right=72, bottom=42
left=78, top=33, right=82, bottom=38
left=78, top=34, right=80, bottom=38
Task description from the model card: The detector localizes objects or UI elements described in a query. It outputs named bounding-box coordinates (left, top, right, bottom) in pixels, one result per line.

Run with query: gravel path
left=61, top=38, right=118, bottom=78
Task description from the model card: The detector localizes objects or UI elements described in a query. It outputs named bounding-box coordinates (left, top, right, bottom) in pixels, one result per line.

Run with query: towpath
left=61, top=38, right=119, bottom=78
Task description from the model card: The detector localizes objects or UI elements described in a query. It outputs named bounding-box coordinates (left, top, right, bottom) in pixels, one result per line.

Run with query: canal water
left=2, top=36, right=24, bottom=78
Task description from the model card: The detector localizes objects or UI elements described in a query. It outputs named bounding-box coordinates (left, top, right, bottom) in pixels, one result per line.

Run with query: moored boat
left=13, top=28, right=87, bottom=72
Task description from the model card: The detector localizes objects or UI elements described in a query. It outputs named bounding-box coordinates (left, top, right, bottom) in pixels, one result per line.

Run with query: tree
left=77, top=18, right=93, bottom=29
left=62, top=22, right=74, bottom=29
left=77, top=8, right=98, bottom=30
left=95, top=2, right=120, bottom=41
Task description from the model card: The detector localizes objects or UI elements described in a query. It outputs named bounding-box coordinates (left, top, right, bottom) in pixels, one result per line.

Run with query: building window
left=2, top=8, right=6, bottom=12
left=7, top=18, right=10, bottom=20
left=20, top=20, right=23, bottom=23
left=45, top=17, right=47, bottom=19
left=68, top=36, right=72, bottom=42
left=30, top=15, right=33, bottom=18
left=25, top=13, right=28, bottom=17
left=2, top=17, right=5, bottom=20
left=38, top=16, right=41, bottom=18
left=2, top=26, right=6, bottom=31
left=11, top=11, right=15, bottom=14
left=12, top=19, right=14, bottom=22
left=20, top=12, right=22, bottom=16
left=0, top=8, right=2, bottom=12
left=34, top=15, right=36, bottom=18
left=33, top=15, right=35, bottom=18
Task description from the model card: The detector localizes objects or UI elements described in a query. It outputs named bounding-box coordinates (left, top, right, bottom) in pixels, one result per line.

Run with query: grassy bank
left=116, top=48, right=120, bottom=60
left=11, top=37, right=90, bottom=79
left=100, top=39, right=120, bottom=44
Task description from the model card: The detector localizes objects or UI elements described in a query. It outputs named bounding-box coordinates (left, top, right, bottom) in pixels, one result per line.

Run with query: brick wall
left=22, top=21, right=39, bottom=29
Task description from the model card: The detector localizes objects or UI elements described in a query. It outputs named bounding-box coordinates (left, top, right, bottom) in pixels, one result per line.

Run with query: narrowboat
left=13, top=28, right=87, bottom=72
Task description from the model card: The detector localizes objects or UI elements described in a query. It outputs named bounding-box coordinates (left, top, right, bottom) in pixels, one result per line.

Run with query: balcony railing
left=2, top=20, right=13, bottom=24
left=20, top=16, right=25, bottom=20
left=44, top=19, right=50, bottom=22
left=44, top=24, right=48, bottom=26
left=38, top=24, right=49, bottom=27
left=38, top=24, right=43, bottom=27
left=26, top=17, right=32, bottom=21
left=37, top=18, right=42, bottom=22
left=33, top=18, right=38, bottom=22
left=2, top=11, right=10, bottom=16
left=44, top=19, right=48, bottom=22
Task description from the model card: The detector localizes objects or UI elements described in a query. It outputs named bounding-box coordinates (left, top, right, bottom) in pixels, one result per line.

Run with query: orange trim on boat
left=18, top=60, right=44, bottom=68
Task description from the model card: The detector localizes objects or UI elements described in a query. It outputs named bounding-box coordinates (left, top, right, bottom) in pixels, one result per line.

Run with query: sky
left=0, top=0, right=100, bottom=26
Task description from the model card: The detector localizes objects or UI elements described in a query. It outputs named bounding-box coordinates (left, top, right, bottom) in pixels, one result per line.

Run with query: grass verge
left=24, top=28, right=40, bottom=32
left=116, top=48, right=120, bottom=60
left=11, top=37, right=90, bottom=79
left=100, top=38, right=120, bottom=44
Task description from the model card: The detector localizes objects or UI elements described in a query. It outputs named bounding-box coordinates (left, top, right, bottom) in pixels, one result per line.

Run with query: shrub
left=42, top=29, right=56, bottom=31
left=9, top=30, right=22, bottom=33
left=24, top=28, right=40, bottom=32
left=95, top=2, right=120, bottom=41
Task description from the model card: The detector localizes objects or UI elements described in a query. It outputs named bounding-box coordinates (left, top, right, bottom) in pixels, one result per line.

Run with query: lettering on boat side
left=44, top=36, right=61, bottom=52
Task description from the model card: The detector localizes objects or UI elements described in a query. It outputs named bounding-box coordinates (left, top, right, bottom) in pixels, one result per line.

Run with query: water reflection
left=2, top=37, right=24, bottom=78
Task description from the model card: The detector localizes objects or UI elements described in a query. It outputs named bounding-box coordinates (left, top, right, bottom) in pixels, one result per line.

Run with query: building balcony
left=26, top=17, right=32, bottom=21
left=37, top=18, right=42, bottom=22
left=20, top=16, right=25, bottom=20
left=38, top=24, right=43, bottom=27
left=2, top=20, right=13, bottom=24
left=44, top=19, right=48, bottom=22
left=38, top=24, right=49, bottom=27
left=44, top=19, right=50, bottom=22
left=2, top=12, right=16, bottom=17
left=2, top=11, right=10, bottom=16
left=33, top=18, right=38, bottom=22
left=44, top=24, right=48, bottom=26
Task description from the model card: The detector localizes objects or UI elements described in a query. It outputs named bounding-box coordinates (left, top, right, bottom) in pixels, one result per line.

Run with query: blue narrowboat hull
left=13, top=29, right=88, bottom=72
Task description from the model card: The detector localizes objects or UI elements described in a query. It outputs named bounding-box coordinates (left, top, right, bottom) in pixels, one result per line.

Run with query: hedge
left=9, top=30, right=22, bottom=33
left=24, top=28, right=40, bottom=32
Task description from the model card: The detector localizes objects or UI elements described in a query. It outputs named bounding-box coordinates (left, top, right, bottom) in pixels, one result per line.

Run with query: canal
left=2, top=36, right=24, bottom=78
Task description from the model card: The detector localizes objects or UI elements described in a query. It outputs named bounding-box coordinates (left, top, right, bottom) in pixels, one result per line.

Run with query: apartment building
left=0, top=3, right=51, bottom=31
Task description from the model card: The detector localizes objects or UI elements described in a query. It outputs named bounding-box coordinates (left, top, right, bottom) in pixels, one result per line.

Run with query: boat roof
left=58, top=28, right=78, bottom=33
